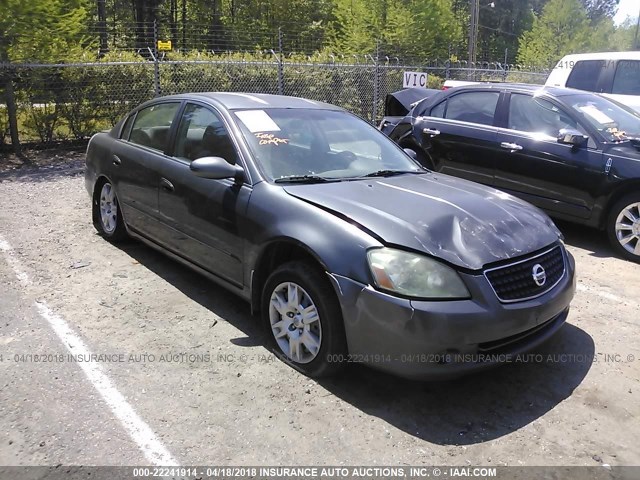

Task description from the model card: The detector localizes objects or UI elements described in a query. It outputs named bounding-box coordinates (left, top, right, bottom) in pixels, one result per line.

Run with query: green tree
left=1, top=0, right=92, bottom=62
left=517, top=0, right=591, bottom=67
left=580, top=0, right=620, bottom=22
left=329, top=0, right=462, bottom=59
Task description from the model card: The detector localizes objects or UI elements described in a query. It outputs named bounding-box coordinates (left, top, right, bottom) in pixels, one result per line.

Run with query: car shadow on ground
left=555, top=220, right=616, bottom=260
left=319, top=322, right=593, bottom=445
left=115, top=237, right=595, bottom=447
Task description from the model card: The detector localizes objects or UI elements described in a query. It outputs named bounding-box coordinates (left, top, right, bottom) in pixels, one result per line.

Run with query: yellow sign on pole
left=157, top=40, right=172, bottom=51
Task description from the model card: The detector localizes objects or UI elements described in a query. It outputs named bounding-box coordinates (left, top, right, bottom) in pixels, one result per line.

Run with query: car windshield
left=233, top=108, right=423, bottom=182
left=566, top=94, right=640, bottom=142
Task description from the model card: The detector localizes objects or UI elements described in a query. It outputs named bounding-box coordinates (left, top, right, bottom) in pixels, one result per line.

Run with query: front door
left=494, top=93, right=604, bottom=220
left=156, top=102, right=251, bottom=286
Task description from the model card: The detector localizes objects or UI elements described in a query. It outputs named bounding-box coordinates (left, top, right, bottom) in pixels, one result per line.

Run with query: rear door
left=417, top=90, right=502, bottom=186
left=111, top=101, right=182, bottom=235
left=494, top=92, right=604, bottom=219
left=156, top=102, right=251, bottom=286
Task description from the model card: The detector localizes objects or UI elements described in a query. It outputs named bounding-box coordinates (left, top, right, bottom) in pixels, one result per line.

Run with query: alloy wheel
left=615, top=202, right=640, bottom=256
left=268, top=282, right=322, bottom=364
left=99, top=183, right=118, bottom=234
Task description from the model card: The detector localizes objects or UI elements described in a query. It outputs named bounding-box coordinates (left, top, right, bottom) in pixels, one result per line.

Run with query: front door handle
left=160, top=178, right=175, bottom=192
left=112, top=155, right=122, bottom=166
left=423, top=128, right=441, bottom=136
left=500, top=142, right=523, bottom=151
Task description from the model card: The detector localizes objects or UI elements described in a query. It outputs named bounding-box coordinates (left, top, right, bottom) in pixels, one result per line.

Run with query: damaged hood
left=283, top=173, right=561, bottom=270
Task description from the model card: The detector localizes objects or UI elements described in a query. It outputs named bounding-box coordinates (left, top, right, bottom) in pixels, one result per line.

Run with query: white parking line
left=0, top=233, right=179, bottom=467
left=0, top=238, right=31, bottom=286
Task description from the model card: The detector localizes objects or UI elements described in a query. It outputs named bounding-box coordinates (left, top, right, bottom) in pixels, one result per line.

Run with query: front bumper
left=329, top=250, right=576, bottom=380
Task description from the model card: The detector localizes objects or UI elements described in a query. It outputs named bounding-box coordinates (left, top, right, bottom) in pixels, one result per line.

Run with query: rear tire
left=92, top=180, right=128, bottom=242
left=606, top=193, right=640, bottom=263
left=261, top=261, right=347, bottom=377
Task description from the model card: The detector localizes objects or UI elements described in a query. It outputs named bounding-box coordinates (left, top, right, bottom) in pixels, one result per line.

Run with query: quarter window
left=612, top=60, right=640, bottom=95
left=129, top=103, right=180, bottom=151
left=120, top=114, right=135, bottom=140
left=566, top=60, right=605, bottom=92
left=508, top=94, right=582, bottom=137
left=443, top=92, right=500, bottom=126
left=174, top=104, right=238, bottom=164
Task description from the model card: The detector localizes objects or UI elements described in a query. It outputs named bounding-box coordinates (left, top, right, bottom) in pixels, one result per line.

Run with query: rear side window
left=129, top=102, right=180, bottom=152
left=443, top=92, right=500, bottom=126
left=566, top=60, right=605, bottom=91
left=612, top=60, right=640, bottom=95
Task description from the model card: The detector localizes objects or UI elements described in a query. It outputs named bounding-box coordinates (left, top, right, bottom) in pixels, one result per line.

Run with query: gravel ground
left=0, top=156, right=638, bottom=469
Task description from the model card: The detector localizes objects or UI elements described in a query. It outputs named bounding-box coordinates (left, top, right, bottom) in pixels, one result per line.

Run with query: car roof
left=155, top=92, right=342, bottom=111
left=453, top=83, right=593, bottom=97
left=556, top=51, right=640, bottom=61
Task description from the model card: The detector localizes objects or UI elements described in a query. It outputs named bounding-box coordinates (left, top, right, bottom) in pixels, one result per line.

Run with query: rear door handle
left=500, top=142, right=523, bottom=151
left=160, top=178, right=174, bottom=192
left=112, top=155, right=122, bottom=166
left=423, top=128, right=441, bottom=136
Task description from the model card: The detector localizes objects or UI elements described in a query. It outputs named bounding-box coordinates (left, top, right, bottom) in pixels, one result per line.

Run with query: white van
left=545, top=51, right=640, bottom=113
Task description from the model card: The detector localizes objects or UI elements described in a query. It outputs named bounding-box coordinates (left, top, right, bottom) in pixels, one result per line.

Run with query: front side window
left=129, top=102, right=180, bottom=151
left=233, top=108, right=422, bottom=181
left=174, top=103, right=238, bottom=164
left=567, top=94, right=640, bottom=142
left=566, top=60, right=605, bottom=92
left=612, top=60, right=640, bottom=95
left=443, top=92, right=500, bottom=126
left=508, top=94, right=582, bottom=137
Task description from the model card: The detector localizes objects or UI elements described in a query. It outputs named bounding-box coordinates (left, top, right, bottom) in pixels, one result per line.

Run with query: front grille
left=484, top=245, right=566, bottom=303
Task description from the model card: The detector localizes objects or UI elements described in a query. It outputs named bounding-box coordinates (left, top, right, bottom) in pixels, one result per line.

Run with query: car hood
left=283, top=173, right=561, bottom=270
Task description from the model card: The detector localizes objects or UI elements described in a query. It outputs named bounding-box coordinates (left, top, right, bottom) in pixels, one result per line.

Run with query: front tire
left=93, top=180, right=127, bottom=241
left=261, top=261, right=347, bottom=377
left=607, top=193, right=640, bottom=263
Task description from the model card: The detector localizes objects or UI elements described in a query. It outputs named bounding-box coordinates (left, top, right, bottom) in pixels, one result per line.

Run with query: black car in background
left=381, top=84, right=640, bottom=263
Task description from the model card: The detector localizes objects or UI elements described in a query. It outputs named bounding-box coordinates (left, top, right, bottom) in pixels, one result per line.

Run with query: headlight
left=367, top=248, right=469, bottom=299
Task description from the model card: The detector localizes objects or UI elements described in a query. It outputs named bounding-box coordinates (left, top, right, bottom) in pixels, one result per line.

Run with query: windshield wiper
left=360, top=169, right=425, bottom=178
left=274, top=175, right=333, bottom=184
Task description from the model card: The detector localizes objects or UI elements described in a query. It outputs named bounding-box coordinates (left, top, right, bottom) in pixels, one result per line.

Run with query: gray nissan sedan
left=85, top=93, right=576, bottom=380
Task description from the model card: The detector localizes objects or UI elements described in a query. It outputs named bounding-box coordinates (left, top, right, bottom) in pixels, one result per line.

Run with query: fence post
left=1, top=66, right=21, bottom=156
left=153, top=20, right=161, bottom=97
left=372, top=41, right=380, bottom=124
left=502, top=48, right=508, bottom=82
left=277, top=27, right=284, bottom=95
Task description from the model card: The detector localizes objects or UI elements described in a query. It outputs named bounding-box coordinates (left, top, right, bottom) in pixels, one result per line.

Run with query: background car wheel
left=607, top=193, right=640, bottom=263
left=261, top=261, right=347, bottom=377
left=92, top=180, right=128, bottom=241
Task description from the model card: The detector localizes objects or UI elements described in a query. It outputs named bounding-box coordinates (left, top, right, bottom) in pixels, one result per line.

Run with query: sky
left=614, top=0, right=640, bottom=25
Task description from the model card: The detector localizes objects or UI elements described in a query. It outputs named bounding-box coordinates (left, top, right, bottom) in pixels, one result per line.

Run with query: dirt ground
left=0, top=154, right=638, bottom=470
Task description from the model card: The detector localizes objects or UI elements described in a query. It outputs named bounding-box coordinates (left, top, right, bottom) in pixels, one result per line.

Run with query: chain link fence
left=0, top=57, right=549, bottom=149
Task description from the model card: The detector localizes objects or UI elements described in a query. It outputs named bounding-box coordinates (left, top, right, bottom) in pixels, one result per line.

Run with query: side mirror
left=403, top=148, right=418, bottom=160
left=190, top=157, right=244, bottom=182
left=557, top=128, right=588, bottom=148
